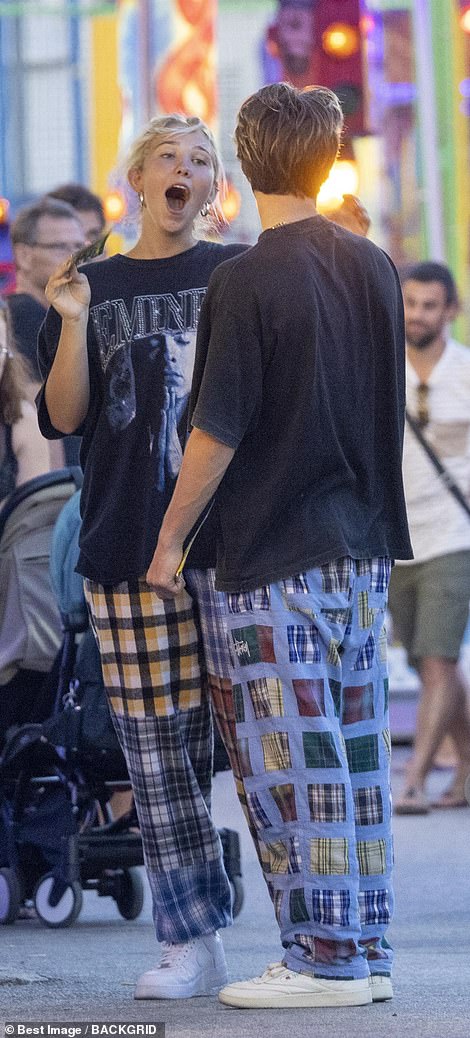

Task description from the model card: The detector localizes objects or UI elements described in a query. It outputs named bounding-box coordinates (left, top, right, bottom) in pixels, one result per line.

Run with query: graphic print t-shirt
left=37, top=241, right=246, bottom=584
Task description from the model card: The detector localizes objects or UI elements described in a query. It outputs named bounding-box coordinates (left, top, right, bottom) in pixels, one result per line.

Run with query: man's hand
left=326, top=195, right=371, bottom=237
left=146, top=541, right=185, bottom=599
left=146, top=428, right=235, bottom=599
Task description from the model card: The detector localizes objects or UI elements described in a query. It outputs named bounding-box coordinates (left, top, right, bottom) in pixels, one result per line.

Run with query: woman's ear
left=207, top=180, right=218, bottom=206
left=128, top=167, right=143, bottom=194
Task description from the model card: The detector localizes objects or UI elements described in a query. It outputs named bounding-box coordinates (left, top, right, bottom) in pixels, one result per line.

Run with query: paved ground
left=1, top=747, right=470, bottom=1038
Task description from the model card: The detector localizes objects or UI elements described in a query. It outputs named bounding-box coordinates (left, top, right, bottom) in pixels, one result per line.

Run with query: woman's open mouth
left=165, top=184, right=190, bottom=212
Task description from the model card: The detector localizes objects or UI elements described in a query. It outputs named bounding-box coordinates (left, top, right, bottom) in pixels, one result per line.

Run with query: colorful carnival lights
left=157, top=0, right=216, bottom=124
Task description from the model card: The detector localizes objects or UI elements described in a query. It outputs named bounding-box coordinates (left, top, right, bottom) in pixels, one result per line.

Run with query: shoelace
left=158, top=940, right=196, bottom=969
left=255, top=962, right=295, bottom=983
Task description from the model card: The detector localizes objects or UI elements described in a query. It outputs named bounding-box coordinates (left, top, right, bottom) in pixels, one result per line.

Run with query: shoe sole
left=135, top=967, right=228, bottom=1000
left=370, top=975, right=393, bottom=1001
left=219, top=977, right=372, bottom=1009
left=394, top=803, right=429, bottom=815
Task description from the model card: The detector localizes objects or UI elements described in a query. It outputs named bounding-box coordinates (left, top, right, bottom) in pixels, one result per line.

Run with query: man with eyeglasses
left=6, top=198, right=85, bottom=466
left=389, top=261, right=470, bottom=814
left=7, top=197, right=85, bottom=382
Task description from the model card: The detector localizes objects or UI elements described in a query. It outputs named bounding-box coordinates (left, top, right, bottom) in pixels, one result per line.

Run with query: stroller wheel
left=230, top=876, right=244, bottom=919
left=0, top=868, right=21, bottom=924
left=114, top=868, right=144, bottom=920
left=34, top=873, right=83, bottom=928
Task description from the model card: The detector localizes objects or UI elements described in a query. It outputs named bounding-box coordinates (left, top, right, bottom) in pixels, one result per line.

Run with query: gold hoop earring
left=200, top=202, right=210, bottom=218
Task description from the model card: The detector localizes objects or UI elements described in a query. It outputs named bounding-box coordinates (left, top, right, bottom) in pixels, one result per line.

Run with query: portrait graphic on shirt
left=89, top=288, right=204, bottom=491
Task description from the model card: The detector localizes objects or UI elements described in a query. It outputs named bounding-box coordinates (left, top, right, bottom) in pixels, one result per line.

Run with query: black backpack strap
left=405, top=409, right=470, bottom=520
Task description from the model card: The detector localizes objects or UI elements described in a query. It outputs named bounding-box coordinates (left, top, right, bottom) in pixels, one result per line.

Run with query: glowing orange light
left=221, top=184, right=241, bottom=223
left=322, top=22, right=360, bottom=58
left=317, top=160, right=359, bottom=210
left=157, top=1, right=216, bottom=125
left=360, top=14, right=375, bottom=36
left=103, top=190, right=127, bottom=222
left=179, top=0, right=215, bottom=24
left=0, top=197, right=10, bottom=223
left=461, top=5, right=470, bottom=33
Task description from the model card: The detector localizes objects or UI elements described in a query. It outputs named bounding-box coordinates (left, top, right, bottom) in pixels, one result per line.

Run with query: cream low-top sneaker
left=218, top=962, right=372, bottom=1009
left=370, top=974, right=393, bottom=1001
left=135, top=932, right=228, bottom=999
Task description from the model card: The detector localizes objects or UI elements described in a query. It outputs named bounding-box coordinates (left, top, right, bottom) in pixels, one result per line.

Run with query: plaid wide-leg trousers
left=190, top=559, right=394, bottom=981
left=84, top=576, right=232, bottom=943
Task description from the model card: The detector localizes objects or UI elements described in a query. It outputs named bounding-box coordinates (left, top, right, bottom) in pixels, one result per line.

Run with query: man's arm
left=146, top=427, right=235, bottom=598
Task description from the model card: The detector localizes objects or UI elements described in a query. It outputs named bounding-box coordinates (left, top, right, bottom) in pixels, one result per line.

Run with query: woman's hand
left=45, top=258, right=91, bottom=323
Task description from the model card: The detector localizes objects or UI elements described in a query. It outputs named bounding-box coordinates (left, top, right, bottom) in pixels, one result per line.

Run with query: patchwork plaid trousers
left=84, top=576, right=232, bottom=943
left=191, top=561, right=394, bottom=982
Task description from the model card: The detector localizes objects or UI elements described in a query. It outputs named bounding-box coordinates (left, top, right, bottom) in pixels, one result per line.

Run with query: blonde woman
left=36, top=115, right=247, bottom=1001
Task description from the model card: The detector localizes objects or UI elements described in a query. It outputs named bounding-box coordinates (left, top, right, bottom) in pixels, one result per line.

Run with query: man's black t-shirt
left=9, top=292, right=81, bottom=465
left=37, top=240, right=246, bottom=584
left=7, top=293, right=46, bottom=380
left=190, top=216, right=413, bottom=592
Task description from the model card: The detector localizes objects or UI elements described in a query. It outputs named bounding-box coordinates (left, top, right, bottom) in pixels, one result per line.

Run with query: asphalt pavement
left=1, top=748, right=470, bottom=1038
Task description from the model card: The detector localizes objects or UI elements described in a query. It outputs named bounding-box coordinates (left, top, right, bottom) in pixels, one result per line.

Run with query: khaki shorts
left=388, top=551, right=470, bottom=669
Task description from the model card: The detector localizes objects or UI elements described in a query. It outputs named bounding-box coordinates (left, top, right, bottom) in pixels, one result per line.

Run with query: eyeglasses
left=416, top=382, right=429, bottom=428
left=30, top=241, right=86, bottom=254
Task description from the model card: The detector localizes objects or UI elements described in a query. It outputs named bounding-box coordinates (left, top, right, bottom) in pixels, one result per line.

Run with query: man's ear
left=446, top=301, right=459, bottom=323
left=14, top=242, right=33, bottom=274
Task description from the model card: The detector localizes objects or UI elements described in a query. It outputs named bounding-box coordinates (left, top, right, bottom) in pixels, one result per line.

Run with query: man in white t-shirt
left=388, top=261, right=470, bottom=813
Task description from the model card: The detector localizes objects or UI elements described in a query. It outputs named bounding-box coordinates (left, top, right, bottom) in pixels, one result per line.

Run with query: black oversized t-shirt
left=7, top=293, right=46, bottom=379
left=190, top=216, right=413, bottom=592
left=37, top=240, right=246, bottom=584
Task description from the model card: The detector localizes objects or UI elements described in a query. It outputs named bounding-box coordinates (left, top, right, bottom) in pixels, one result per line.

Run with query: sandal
left=431, top=789, right=468, bottom=809
left=394, top=787, right=429, bottom=815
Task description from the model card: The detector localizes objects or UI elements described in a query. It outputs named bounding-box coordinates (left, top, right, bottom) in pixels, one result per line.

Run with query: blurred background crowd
left=1, top=0, right=470, bottom=810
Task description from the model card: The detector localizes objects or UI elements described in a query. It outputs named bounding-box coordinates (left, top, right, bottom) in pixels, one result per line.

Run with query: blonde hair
left=235, top=82, right=343, bottom=198
left=125, top=114, right=225, bottom=221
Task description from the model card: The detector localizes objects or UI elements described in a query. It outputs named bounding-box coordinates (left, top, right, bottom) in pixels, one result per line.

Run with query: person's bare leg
left=433, top=670, right=470, bottom=802
left=432, top=733, right=458, bottom=768
left=406, top=657, right=470, bottom=794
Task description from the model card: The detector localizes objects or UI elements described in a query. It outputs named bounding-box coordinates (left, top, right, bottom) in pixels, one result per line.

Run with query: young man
left=389, top=262, right=470, bottom=814
left=147, top=83, right=412, bottom=1009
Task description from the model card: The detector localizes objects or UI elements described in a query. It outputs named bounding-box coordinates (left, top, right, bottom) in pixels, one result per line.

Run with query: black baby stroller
left=0, top=468, right=83, bottom=739
left=0, top=471, right=144, bottom=926
left=0, top=477, right=243, bottom=926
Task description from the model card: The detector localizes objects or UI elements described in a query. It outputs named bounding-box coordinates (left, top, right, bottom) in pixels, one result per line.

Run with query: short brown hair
left=47, top=183, right=105, bottom=230
left=234, top=82, right=343, bottom=198
left=400, top=261, right=459, bottom=308
left=10, top=197, right=81, bottom=247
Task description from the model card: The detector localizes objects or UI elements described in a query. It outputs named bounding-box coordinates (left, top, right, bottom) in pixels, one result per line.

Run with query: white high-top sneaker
left=134, top=932, right=228, bottom=999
